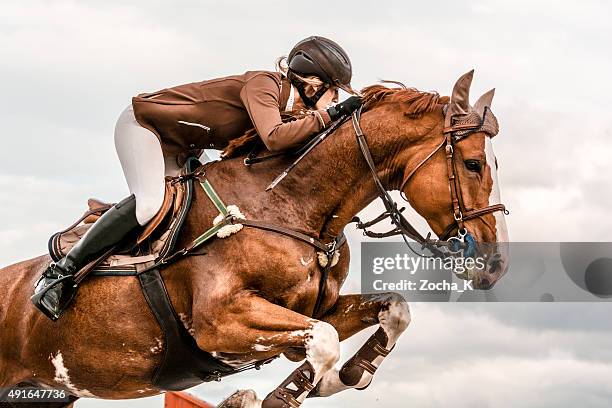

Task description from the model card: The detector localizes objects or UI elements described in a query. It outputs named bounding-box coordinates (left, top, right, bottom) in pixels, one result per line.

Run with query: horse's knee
left=307, top=322, right=340, bottom=373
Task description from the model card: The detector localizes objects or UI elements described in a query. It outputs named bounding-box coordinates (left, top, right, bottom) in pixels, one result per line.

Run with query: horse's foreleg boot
left=262, top=361, right=315, bottom=408
left=31, top=194, right=139, bottom=321
left=339, top=327, right=392, bottom=389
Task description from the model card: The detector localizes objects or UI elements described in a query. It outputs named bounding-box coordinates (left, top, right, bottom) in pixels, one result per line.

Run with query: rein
left=242, top=115, right=352, bottom=189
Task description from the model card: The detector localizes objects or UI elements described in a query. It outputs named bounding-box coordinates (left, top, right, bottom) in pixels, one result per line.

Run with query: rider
left=31, top=36, right=363, bottom=321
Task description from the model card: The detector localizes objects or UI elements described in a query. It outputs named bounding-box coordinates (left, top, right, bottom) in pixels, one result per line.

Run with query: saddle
left=48, top=170, right=192, bottom=274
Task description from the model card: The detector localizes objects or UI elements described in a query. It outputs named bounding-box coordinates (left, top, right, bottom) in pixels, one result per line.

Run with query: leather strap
left=263, top=361, right=315, bottom=408
left=351, top=108, right=446, bottom=257
left=264, top=115, right=351, bottom=190
left=339, top=327, right=392, bottom=390
left=138, top=268, right=233, bottom=390
left=237, top=218, right=345, bottom=318
left=237, top=219, right=345, bottom=253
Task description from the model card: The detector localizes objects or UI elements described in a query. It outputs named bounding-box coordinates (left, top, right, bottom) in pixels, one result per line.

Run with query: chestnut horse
left=0, top=71, right=508, bottom=407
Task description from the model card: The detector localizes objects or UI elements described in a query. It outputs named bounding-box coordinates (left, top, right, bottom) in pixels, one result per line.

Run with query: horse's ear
left=448, top=69, right=474, bottom=116
left=474, top=88, right=495, bottom=117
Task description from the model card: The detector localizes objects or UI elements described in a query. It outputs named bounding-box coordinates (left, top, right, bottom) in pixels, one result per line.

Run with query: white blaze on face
left=485, top=137, right=509, bottom=242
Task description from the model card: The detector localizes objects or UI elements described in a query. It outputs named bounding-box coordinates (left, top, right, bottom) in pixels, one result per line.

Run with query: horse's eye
left=464, top=160, right=482, bottom=172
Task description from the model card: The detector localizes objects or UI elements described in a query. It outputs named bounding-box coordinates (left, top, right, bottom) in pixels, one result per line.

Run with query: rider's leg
left=114, top=105, right=166, bottom=226
left=31, top=105, right=166, bottom=321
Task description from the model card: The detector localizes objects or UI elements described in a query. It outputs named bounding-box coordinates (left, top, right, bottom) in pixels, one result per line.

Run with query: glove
left=326, top=96, right=362, bottom=121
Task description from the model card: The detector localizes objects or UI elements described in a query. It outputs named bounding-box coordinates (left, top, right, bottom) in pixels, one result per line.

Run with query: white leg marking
left=50, top=351, right=98, bottom=398
left=378, top=295, right=411, bottom=348
left=218, top=389, right=262, bottom=408
left=305, top=322, right=340, bottom=380
left=253, top=344, right=272, bottom=352
left=315, top=368, right=352, bottom=397
left=289, top=322, right=340, bottom=402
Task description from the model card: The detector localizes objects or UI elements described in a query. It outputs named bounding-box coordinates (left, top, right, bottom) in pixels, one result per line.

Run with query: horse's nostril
left=479, top=278, right=491, bottom=289
left=488, top=261, right=501, bottom=274
left=488, top=253, right=502, bottom=274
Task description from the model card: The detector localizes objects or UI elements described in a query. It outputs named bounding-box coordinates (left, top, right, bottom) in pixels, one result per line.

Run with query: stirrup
left=30, top=274, right=77, bottom=322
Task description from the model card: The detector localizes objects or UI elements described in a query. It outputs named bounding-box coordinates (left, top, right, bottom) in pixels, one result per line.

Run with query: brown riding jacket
left=132, top=71, right=331, bottom=158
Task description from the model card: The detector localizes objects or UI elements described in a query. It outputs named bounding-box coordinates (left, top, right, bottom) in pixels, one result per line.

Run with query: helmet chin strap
left=288, top=71, right=330, bottom=109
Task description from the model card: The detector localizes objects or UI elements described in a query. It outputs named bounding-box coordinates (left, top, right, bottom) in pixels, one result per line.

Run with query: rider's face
left=293, top=85, right=339, bottom=112
left=314, top=87, right=339, bottom=110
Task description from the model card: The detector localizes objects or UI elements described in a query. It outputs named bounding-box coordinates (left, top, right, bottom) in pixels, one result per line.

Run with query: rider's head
left=279, top=36, right=356, bottom=109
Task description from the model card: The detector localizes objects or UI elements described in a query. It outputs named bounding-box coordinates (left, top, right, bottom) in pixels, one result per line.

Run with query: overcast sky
left=1, top=1, right=611, bottom=407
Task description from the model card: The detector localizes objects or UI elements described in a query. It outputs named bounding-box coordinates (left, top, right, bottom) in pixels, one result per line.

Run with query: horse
left=0, top=70, right=509, bottom=408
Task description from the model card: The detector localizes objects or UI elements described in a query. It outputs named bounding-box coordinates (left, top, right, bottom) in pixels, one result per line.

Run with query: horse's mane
left=361, top=81, right=448, bottom=117
left=223, top=82, right=448, bottom=159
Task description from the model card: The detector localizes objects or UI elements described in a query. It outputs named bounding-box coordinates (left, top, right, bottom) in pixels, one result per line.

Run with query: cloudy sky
left=1, top=0, right=611, bottom=407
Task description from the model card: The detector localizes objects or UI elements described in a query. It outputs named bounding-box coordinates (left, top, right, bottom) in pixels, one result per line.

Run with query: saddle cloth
left=48, top=165, right=196, bottom=274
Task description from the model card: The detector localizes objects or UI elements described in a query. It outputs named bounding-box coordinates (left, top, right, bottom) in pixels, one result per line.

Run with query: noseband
left=351, top=105, right=508, bottom=256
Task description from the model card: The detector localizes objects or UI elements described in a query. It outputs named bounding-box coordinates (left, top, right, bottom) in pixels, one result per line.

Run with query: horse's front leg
left=308, top=292, right=410, bottom=398
left=194, top=294, right=340, bottom=408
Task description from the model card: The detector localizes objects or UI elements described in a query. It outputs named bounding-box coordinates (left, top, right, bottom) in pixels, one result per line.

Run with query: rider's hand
left=326, top=96, right=362, bottom=121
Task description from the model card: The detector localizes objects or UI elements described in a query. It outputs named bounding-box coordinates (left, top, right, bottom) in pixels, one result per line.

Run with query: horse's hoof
left=217, top=389, right=259, bottom=408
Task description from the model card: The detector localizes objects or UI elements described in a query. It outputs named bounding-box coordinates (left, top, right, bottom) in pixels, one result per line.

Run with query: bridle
left=350, top=104, right=508, bottom=257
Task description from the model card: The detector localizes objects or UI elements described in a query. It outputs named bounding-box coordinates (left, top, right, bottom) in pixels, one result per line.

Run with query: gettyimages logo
left=361, top=242, right=612, bottom=302
left=371, top=253, right=486, bottom=293
left=372, top=254, right=487, bottom=275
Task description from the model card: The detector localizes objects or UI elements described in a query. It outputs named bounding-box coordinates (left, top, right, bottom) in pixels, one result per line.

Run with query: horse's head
left=394, top=70, right=509, bottom=289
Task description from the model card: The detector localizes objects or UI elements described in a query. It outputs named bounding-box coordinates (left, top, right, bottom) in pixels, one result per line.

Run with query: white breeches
left=114, top=105, right=171, bottom=226
left=114, top=105, right=216, bottom=226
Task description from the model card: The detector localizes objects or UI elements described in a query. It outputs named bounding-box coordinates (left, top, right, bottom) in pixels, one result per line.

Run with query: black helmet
left=288, top=36, right=355, bottom=95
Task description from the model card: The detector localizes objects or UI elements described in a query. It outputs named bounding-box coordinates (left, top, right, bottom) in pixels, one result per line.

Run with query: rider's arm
left=240, top=74, right=331, bottom=152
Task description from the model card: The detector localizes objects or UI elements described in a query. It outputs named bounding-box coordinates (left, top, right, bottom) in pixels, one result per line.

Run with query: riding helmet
left=287, top=36, right=356, bottom=94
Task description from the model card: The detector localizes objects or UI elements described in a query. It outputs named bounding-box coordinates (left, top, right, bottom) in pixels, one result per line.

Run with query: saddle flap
left=137, top=182, right=176, bottom=245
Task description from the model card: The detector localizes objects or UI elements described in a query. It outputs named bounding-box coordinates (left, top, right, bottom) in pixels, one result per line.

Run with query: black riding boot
left=31, top=194, right=140, bottom=321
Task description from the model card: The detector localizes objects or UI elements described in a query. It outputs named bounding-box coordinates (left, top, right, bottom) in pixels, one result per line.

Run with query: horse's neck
left=268, top=109, right=437, bottom=238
